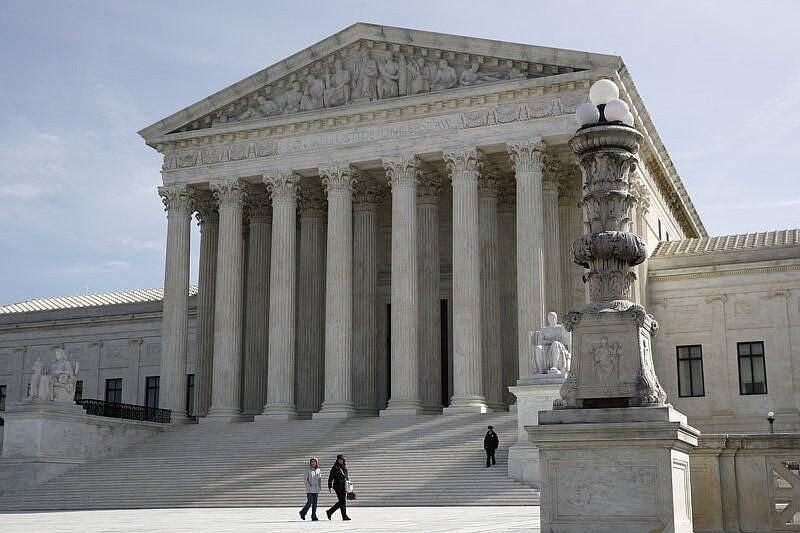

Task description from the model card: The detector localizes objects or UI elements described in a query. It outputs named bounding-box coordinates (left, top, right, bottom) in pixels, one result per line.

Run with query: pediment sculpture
left=529, top=311, right=572, bottom=375
left=177, top=43, right=564, bottom=133
left=28, top=348, right=80, bottom=403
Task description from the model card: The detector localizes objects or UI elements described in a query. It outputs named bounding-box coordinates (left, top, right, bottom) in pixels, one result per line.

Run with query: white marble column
left=498, top=180, right=518, bottom=405
left=443, top=147, right=489, bottom=413
left=507, top=139, right=548, bottom=380
left=417, top=170, right=443, bottom=413
left=316, top=163, right=357, bottom=419
left=542, top=162, right=563, bottom=317
left=352, top=184, right=382, bottom=416
left=296, top=185, right=327, bottom=417
left=205, top=179, right=247, bottom=422
left=157, top=185, right=193, bottom=421
left=242, top=190, right=271, bottom=417
left=261, top=171, right=300, bottom=420
left=193, top=192, right=218, bottom=417
left=478, top=166, right=504, bottom=410
left=381, top=156, right=425, bottom=416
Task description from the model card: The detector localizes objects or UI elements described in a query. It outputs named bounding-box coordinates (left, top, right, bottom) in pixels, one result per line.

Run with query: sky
left=1, top=0, right=798, bottom=305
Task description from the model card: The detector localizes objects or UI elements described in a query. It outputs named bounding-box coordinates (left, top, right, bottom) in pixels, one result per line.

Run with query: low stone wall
left=0, top=401, right=167, bottom=494
left=692, top=433, right=800, bottom=532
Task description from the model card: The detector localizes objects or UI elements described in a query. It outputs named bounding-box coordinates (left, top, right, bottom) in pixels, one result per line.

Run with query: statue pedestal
left=528, top=406, right=699, bottom=533
left=507, top=374, right=565, bottom=487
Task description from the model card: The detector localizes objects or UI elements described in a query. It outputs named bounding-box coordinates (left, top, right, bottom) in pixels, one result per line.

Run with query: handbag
left=345, top=480, right=354, bottom=493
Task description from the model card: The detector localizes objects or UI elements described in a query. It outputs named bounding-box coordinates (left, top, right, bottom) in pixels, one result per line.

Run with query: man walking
left=484, top=425, right=499, bottom=467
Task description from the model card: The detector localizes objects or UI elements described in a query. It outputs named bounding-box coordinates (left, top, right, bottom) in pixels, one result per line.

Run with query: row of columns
left=157, top=138, right=557, bottom=421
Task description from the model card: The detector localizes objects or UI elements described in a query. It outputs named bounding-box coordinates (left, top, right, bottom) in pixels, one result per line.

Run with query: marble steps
left=0, top=413, right=537, bottom=510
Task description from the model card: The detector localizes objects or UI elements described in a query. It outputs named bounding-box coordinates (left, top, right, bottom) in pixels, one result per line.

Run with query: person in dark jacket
left=326, top=454, right=351, bottom=521
left=484, top=425, right=499, bottom=467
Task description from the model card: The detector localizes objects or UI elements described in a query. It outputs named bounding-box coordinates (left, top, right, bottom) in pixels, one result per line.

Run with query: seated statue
left=529, top=311, right=572, bottom=375
left=30, top=348, right=79, bottom=403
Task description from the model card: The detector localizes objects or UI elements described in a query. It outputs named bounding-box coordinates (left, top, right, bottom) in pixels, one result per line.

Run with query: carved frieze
left=172, top=40, right=582, bottom=134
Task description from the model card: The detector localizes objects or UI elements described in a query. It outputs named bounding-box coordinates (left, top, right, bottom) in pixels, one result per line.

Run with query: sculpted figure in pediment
left=509, top=66, right=528, bottom=80
left=323, top=59, right=351, bottom=107
left=237, top=95, right=279, bottom=121
left=353, top=50, right=378, bottom=101
left=376, top=51, right=400, bottom=100
left=407, top=56, right=430, bottom=95
left=300, top=74, right=325, bottom=112
left=431, top=59, right=458, bottom=91
left=459, top=61, right=481, bottom=86
left=282, top=81, right=303, bottom=114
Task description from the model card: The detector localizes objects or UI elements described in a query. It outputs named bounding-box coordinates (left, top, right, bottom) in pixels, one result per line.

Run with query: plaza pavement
left=0, top=506, right=540, bottom=532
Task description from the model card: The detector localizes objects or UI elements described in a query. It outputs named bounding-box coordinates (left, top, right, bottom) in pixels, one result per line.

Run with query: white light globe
left=575, top=102, right=600, bottom=126
left=622, top=111, right=635, bottom=127
left=604, top=99, right=630, bottom=123
left=589, top=79, right=620, bottom=106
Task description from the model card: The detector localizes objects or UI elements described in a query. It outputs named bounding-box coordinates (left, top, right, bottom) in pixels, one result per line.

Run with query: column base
left=314, top=401, right=356, bottom=420
left=381, top=399, right=425, bottom=417
left=529, top=406, right=699, bottom=533
left=486, top=401, right=508, bottom=411
left=201, top=408, right=245, bottom=424
left=258, top=404, right=298, bottom=421
left=443, top=395, right=491, bottom=415
left=354, top=408, right=379, bottom=417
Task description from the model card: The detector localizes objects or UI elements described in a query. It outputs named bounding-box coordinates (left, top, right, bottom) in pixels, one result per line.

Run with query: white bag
left=345, top=480, right=354, bottom=493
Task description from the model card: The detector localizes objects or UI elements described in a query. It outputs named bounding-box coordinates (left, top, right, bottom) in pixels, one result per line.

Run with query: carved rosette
left=383, top=155, right=422, bottom=190
left=353, top=182, right=384, bottom=211
left=320, top=163, right=358, bottom=197
left=443, top=147, right=483, bottom=183
left=210, top=179, right=248, bottom=211
left=569, top=124, right=646, bottom=306
left=158, top=185, right=194, bottom=218
left=506, top=138, right=548, bottom=174
left=193, top=190, right=219, bottom=227
left=416, top=168, right=443, bottom=205
left=264, top=170, right=301, bottom=205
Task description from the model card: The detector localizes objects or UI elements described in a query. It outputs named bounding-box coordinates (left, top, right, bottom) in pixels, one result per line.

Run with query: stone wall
left=649, top=245, right=800, bottom=433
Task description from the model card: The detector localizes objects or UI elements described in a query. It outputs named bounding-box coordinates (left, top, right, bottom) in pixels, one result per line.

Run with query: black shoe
left=343, top=516, right=351, bottom=521
left=311, top=516, right=318, bottom=521
left=326, top=510, right=332, bottom=520
left=300, top=511, right=306, bottom=520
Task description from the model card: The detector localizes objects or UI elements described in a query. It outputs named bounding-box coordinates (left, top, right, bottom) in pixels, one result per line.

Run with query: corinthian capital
left=247, top=186, right=272, bottom=221
left=383, top=155, right=422, bottom=189
left=210, top=179, right=247, bottom=210
left=628, top=173, right=651, bottom=214
left=193, top=190, right=219, bottom=226
left=319, top=162, right=359, bottom=195
left=417, top=167, right=443, bottom=204
left=478, top=165, right=502, bottom=198
left=264, top=170, right=300, bottom=204
left=298, top=185, right=327, bottom=217
left=506, top=138, right=548, bottom=174
left=158, top=184, right=194, bottom=216
left=443, top=147, right=483, bottom=182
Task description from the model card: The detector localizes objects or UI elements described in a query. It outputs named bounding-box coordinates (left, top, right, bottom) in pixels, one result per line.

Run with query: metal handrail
left=76, top=399, right=171, bottom=423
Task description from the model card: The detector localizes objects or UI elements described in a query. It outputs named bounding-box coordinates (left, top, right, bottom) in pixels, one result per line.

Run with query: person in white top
left=299, top=457, right=322, bottom=521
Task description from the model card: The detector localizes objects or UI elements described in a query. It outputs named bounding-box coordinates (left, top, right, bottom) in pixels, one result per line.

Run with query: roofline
left=138, top=22, right=621, bottom=142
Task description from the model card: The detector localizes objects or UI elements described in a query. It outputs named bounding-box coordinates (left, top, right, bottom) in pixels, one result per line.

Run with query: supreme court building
left=2, top=24, right=798, bottom=434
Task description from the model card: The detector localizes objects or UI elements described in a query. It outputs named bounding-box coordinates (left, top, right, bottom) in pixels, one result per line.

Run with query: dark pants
left=300, top=492, right=318, bottom=518
left=486, top=448, right=496, bottom=466
left=328, top=488, right=348, bottom=518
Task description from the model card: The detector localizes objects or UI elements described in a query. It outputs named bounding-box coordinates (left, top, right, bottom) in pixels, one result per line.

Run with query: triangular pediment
left=138, top=23, right=621, bottom=142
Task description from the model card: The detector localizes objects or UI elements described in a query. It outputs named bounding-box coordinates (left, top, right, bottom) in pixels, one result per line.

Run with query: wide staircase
left=0, top=412, right=538, bottom=511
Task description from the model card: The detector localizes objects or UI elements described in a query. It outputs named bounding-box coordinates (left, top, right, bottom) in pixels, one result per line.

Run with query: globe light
left=588, top=79, right=619, bottom=106
left=604, top=99, right=630, bottom=122
left=575, top=102, right=600, bottom=126
left=622, top=111, right=635, bottom=127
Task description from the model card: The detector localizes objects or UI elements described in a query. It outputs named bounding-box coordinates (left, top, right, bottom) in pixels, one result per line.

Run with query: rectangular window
left=676, top=345, right=705, bottom=397
left=145, top=376, right=160, bottom=409
left=73, top=380, right=83, bottom=402
left=0, top=385, right=6, bottom=411
left=738, top=341, right=767, bottom=395
left=105, top=378, right=123, bottom=404
left=186, top=374, right=195, bottom=416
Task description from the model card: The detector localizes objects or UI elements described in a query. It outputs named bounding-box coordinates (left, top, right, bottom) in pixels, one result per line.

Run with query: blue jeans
left=301, top=492, right=318, bottom=518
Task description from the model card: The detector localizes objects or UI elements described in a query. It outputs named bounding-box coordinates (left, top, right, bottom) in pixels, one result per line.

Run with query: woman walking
left=299, top=457, right=322, bottom=521
left=325, top=454, right=351, bottom=521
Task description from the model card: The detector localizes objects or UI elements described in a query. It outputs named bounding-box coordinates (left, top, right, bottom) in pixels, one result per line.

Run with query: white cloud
left=47, top=260, right=134, bottom=275
left=106, top=237, right=163, bottom=251
left=0, top=182, right=54, bottom=199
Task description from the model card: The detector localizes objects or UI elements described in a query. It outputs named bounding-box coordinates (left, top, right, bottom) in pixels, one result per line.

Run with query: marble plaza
left=1, top=22, right=799, bottom=532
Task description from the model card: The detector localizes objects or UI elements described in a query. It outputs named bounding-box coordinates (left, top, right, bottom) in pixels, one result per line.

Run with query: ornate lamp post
left=555, top=79, right=666, bottom=410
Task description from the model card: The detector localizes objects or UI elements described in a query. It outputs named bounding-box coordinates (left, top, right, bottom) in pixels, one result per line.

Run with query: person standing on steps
left=326, top=454, right=351, bottom=521
left=299, top=457, right=322, bottom=521
left=484, top=425, right=499, bottom=467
